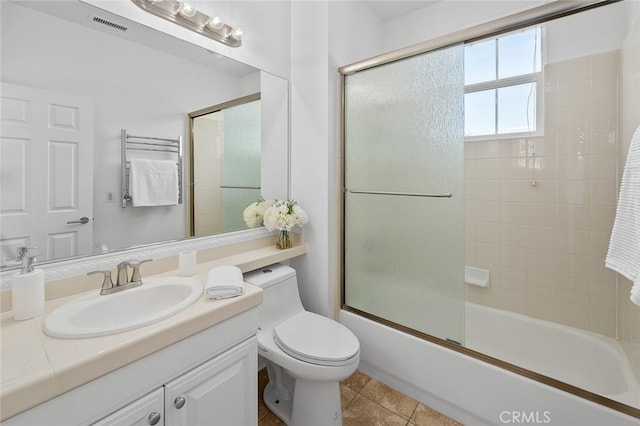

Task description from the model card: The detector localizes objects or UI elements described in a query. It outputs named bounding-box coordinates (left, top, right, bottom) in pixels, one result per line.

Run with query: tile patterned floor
left=258, top=369, right=462, bottom=426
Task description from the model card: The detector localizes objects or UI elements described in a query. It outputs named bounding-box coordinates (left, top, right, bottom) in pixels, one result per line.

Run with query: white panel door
left=164, top=338, right=257, bottom=426
left=0, top=82, right=94, bottom=265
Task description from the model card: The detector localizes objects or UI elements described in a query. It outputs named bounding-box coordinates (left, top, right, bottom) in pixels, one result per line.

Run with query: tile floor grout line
left=354, top=390, right=414, bottom=421
left=408, top=401, right=419, bottom=424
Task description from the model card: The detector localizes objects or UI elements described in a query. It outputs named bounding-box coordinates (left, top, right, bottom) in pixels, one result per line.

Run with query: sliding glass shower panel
left=221, top=100, right=261, bottom=189
left=344, top=44, right=465, bottom=343
left=221, top=100, right=261, bottom=232
left=222, top=187, right=261, bottom=232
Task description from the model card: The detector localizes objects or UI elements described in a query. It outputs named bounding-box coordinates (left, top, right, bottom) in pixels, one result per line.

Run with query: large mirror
left=0, top=0, right=289, bottom=269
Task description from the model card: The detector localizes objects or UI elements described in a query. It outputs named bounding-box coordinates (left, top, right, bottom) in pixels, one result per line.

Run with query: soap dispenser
left=11, top=247, right=45, bottom=320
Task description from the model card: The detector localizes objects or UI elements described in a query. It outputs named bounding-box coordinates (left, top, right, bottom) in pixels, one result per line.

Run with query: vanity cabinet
left=164, top=336, right=256, bottom=425
left=3, top=308, right=258, bottom=426
left=91, top=338, right=256, bottom=426
left=92, top=388, right=164, bottom=426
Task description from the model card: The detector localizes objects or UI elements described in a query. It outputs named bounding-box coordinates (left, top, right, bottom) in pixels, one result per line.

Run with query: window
left=464, top=26, right=543, bottom=139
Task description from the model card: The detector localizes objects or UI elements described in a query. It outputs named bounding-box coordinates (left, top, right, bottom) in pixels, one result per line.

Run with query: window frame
left=464, top=25, right=545, bottom=141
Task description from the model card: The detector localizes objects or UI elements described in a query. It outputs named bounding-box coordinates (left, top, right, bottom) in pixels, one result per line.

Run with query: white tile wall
left=465, top=50, right=622, bottom=338
left=618, top=13, right=640, bottom=371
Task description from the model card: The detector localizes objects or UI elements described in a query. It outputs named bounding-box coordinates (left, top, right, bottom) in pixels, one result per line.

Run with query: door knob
left=67, top=216, right=89, bottom=224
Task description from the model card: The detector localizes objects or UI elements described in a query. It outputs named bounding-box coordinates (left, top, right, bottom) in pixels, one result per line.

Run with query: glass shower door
left=343, top=44, right=465, bottom=343
left=221, top=99, right=261, bottom=232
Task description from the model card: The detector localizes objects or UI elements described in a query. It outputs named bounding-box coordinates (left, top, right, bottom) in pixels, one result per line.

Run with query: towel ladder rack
left=121, top=129, right=183, bottom=208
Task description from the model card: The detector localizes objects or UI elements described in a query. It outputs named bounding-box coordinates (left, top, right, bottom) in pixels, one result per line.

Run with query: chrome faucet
left=130, top=259, right=150, bottom=284
left=88, top=259, right=152, bottom=295
left=88, top=270, right=116, bottom=295
left=116, top=261, right=131, bottom=286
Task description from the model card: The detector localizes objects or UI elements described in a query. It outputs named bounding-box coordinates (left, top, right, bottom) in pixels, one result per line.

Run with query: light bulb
left=230, top=27, right=243, bottom=41
left=206, top=16, right=224, bottom=30
left=177, top=1, right=196, bottom=17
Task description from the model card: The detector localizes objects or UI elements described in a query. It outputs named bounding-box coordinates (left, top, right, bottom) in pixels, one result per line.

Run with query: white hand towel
left=205, top=265, right=245, bottom=299
left=129, top=159, right=179, bottom=207
left=606, top=125, right=640, bottom=307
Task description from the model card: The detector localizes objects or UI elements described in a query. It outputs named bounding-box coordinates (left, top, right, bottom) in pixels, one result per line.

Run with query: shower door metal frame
left=337, top=0, right=637, bottom=419
left=187, top=92, right=261, bottom=237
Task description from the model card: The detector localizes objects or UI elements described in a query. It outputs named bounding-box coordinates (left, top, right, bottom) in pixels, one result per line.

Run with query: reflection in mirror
left=0, top=1, right=288, bottom=270
left=190, top=94, right=261, bottom=236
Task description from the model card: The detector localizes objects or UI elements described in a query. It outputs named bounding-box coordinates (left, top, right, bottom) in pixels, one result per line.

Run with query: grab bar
left=346, top=189, right=453, bottom=198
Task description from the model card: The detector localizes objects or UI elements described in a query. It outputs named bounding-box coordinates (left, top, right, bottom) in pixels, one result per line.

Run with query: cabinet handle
left=148, top=412, right=161, bottom=425
left=174, top=396, right=186, bottom=409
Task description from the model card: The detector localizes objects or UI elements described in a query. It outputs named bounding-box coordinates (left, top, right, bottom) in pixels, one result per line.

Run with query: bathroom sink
left=43, top=277, right=203, bottom=338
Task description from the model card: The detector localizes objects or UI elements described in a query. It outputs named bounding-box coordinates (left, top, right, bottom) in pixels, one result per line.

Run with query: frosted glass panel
left=222, top=100, right=261, bottom=187
left=344, top=44, right=465, bottom=343
left=192, top=99, right=260, bottom=236
left=222, top=188, right=261, bottom=232
left=344, top=193, right=464, bottom=341
left=221, top=100, right=261, bottom=232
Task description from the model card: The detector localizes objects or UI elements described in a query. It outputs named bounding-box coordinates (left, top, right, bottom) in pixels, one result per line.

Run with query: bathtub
left=340, top=304, right=640, bottom=425
left=465, top=303, right=639, bottom=407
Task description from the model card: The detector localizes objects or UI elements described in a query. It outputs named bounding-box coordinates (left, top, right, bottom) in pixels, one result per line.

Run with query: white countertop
left=0, top=261, right=267, bottom=420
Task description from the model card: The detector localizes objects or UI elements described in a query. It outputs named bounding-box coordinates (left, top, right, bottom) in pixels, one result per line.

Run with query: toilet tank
left=244, top=264, right=305, bottom=330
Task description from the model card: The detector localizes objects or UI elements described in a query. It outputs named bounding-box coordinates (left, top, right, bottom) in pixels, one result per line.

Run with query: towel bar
left=121, top=129, right=183, bottom=208
left=220, top=185, right=261, bottom=190
left=346, top=189, right=453, bottom=198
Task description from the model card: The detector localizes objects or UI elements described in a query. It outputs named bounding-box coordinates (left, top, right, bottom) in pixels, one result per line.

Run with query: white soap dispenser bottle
left=11, top=247, right=45, bottom=321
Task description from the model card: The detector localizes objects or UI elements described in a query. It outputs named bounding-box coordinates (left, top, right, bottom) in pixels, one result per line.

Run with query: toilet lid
left=274, top=311, right=359, bottom=366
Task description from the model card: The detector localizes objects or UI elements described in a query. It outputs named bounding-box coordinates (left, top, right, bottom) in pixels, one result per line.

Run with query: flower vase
left=276, top=230, right=292, bottom=249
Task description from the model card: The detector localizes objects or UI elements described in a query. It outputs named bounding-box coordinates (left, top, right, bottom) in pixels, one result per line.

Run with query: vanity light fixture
left=131, top=0, right=242, bottom=47
left=177, top=1, right=197, bottom=18
left=206, top=15, right=224, bottom=30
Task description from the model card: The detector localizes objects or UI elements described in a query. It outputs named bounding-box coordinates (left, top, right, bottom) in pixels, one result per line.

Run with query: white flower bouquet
left=242, top=198, right=273, bottom=228
left=249, top=199, right=309, bottom=249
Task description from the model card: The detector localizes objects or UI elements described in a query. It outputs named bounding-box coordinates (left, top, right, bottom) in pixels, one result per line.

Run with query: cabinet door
left=91, top=388, right=164, bottom=426
left=164, top=337, right=257, bottom=426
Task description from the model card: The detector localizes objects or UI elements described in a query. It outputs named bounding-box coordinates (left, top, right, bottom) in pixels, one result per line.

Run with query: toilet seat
left=274, top=311, right=359, bottom=367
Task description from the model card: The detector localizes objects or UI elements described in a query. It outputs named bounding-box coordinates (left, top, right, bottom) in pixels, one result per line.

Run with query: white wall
left=260, top=71, right=290, bottom=202
left=329, top=1, right=384, bottom=67
left=381, top=0, right=550, bottom=53
left=546, top=1, right=628, bottom=63
left=289, top=1, right=331, bottom=316
left=288, top=0, right=383, bottom=317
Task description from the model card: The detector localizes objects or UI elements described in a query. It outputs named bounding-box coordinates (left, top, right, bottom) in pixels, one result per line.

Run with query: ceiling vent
left=91, top=15, right=128, bottom=32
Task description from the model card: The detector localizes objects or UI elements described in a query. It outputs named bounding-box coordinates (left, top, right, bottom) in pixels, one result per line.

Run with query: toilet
left=244, top=264, right=360, bottom=426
